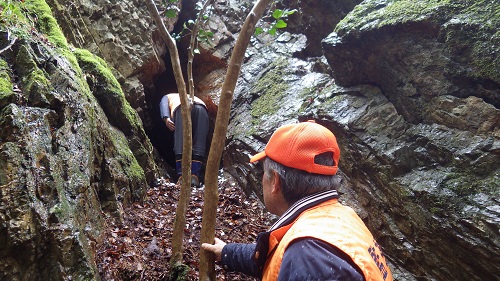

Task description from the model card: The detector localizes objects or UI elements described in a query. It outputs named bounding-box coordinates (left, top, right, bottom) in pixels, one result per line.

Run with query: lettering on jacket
left=368, top=240, right=390, bottom=280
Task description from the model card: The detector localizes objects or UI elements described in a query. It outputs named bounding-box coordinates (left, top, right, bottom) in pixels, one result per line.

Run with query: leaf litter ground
left=96, top=174, right=275, bottom=280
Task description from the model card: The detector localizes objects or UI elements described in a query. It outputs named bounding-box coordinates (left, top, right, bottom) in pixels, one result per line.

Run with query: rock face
left=224, top=0, right=499, bottom=280
left=0, top=0, right=498, bottom=280
left=0, top=1, right=157, bottom=280
left=44, top=0, right=177, bottom=123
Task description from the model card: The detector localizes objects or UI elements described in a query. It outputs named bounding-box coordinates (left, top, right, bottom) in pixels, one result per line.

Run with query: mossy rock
left=250, top=57, right=290, bottom=123
left=169, top=263, right=190, bottom=281
left=335, top=0, right=499, bottom=83
left=73, top=48, right=143, bottom=135
left=0, top=58, right=15, bottom=108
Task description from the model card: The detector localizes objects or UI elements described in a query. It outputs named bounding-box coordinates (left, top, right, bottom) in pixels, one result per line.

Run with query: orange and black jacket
left=221, top=190, right=393, bottom=280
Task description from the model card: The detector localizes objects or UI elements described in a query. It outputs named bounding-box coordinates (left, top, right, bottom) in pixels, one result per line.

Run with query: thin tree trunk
left=145, top=0, right=193, bottom=268
left=198, top=0, right=273, bottom=280
left=187, top=0, right=214, bottom=100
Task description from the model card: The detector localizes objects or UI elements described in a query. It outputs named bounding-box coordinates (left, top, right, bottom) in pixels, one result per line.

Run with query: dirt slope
left=96, top=176, right=273, bottom=280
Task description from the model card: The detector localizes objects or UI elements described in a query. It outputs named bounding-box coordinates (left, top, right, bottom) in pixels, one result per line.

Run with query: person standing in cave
left=202, top=121, right=393, bottom=280
left=159, top=93, right=209, bottom=187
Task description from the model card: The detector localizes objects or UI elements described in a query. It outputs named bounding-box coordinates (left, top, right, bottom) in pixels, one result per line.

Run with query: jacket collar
left=269, top=189, right=339, bottom=231
left=252, top=189, right=339, bottom=273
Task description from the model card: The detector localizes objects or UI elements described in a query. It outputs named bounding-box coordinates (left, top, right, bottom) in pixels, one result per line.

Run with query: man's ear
left=270, top=170, right=281, bottom=194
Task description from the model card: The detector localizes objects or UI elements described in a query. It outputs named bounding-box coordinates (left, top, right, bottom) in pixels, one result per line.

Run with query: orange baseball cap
left=250, top=120, right=340, bottom=175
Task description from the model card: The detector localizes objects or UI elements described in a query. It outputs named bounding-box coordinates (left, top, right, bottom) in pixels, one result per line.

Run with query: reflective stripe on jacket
left=262, top=198, right=393, bottom=281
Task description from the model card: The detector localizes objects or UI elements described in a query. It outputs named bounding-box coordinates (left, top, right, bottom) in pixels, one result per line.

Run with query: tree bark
left=187, top=0, right=214, bottom=100
left=145, top=0, right=193, bottom=267
left=198, top=0, right=273, bottom=280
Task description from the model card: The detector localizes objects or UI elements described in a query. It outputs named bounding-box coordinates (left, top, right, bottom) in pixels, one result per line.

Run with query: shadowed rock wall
left=224, top=0, right=499, bottom=280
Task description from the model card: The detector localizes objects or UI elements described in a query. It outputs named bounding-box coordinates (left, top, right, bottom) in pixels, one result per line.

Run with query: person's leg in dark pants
left=172, top=104, right=209, bottom=186
left=191, top=104, right=209, bottom=186
left=173, top=109, right=184, bottom=181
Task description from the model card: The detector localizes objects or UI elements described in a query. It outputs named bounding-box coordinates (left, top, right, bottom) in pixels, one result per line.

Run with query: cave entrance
left=145, top=68, right=178, bottom=178
left=143, top=45, right=223, bottom=182
left=142, top=2, right=228, bottom=182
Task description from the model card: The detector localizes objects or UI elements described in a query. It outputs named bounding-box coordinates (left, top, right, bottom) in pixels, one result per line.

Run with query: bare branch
left=145, top=0, right=193, bottom=268
left=145, top=0, right=186, bottom=95
left=199, top=0, right=274, bottom=280
left=187, top=0, right=214, bottom=100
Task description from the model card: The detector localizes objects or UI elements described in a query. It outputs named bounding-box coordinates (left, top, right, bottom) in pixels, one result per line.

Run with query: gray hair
left=262, top=153, right=341, bottom=205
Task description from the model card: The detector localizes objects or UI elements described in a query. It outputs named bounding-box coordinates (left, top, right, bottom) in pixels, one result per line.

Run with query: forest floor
left=96, top=174, right=275, bottom=280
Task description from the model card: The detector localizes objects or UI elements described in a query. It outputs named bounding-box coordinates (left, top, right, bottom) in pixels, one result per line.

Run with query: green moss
left=296, top=80, right=332, bottom=113
left=73, top=48, right=153, bottom=184
left=336, top=0, right=455, bottom=33
left=0, top=1, right=30, bottom=38
left=14, top=45, right=54, bottom=106
left=1, top=0, right=68, bottom=48
left=28, top=0, right=83, bottom=73
left=335, top=0, right=499, bottom=83
left=74, top=48, right=146, bottom=182
left=25, top=68, right=50, bottom=93
left=320, top=91, right=348, bottom=109
left=62, top=49, right=84, bottom=76
left=24, top=0, right=68, bottom=48
left=109, top=127, right=145, bottom=183
left=169, top=263, right=190, bottom=281
left=443, top=172, right=498, bottom=196
left=463, top=0, right=500, bottom=29
left=298, top=86, right=317, bottom=99
left=250, top=57, right=290, bottom=123
left=15, top=44, right=39, bottom=76
left=73, top=49, right=141, bottom=130
left=297, top=87, right=321, bottom=114
left=74, top=49, right=122, bottom=96
left=1, top=0, right=82, bottom=76
left=0, top=59, right=13, bottom=101
left=49, top=202, right=67, bottom=219
left=460, top=0, right=500, bottom=81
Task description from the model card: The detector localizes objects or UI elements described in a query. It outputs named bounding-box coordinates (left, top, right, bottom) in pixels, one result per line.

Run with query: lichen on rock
left=250, top=57, right=290, bottom=124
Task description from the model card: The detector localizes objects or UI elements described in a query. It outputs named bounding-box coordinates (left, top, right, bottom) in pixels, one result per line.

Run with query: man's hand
left=165, top=118, right=175, bottom=131
left=201, top=238, right=226, bottom=262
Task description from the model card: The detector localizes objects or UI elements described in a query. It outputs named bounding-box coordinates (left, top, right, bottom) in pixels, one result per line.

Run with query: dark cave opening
left=142, top=0, right=226, bottom=181
left=145, top=69, right=178, bottom=172
left=142, top=0, right=199, bottom=179
left=145, top=69, right=220, bottom=183
left=143, top=43, right=221, bottom=182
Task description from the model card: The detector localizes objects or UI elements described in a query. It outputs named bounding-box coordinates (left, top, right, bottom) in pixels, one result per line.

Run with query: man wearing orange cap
left=202, top=121, right=393, bottom=280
